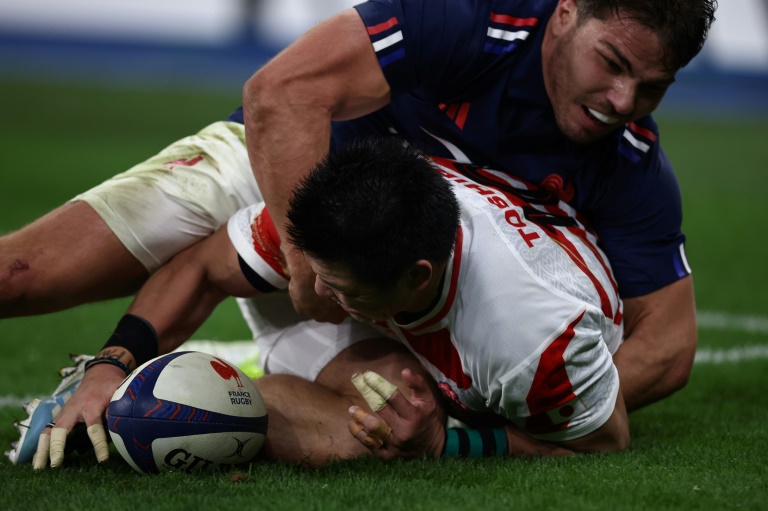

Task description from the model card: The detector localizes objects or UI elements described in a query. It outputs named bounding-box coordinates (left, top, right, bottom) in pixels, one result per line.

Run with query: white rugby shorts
left=237, top=295, right=386, bottom=381
left=71, top=121, right=260, bottom=272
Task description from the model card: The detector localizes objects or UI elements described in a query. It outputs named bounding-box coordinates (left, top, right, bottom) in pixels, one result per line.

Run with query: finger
left=349, top=406, right=392, bottom=442
left=392, top=368, right=437, bottom=420
left=32, top=433, right=50, bottom=470
left=347, top=421, right=383, bottom=450
left=362, top=371, right=398, bottom=408
left=49, top=427, right=69, bottom=468
left=351, top=371, right=398, bottom=412
left=87, top=424, right=110, bottom=463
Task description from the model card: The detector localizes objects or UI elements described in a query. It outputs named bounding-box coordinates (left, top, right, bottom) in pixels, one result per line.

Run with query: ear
left=550, top=0, right=578, bottom=36
left=406, top=260, right=434, bottom=292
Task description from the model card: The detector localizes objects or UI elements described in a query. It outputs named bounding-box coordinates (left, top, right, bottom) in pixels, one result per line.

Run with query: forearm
left=244, top=64, right=330, bottom=237
left=125, top=254, right=229, bottom=357
left=243, top=9, right=390, bottom=242
left=615, top=277, right=697, bottom=411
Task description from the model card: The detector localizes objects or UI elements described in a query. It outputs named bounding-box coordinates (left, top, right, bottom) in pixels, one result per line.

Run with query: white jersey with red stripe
left=228, top=157, right=623, bottom=442
left=375, top=158, right=624, bottom=441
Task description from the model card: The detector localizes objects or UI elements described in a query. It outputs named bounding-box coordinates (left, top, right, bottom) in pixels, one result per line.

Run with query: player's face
left=543, top=1, right=676, bottom=144
left=308, top=258, right=410, bottom=323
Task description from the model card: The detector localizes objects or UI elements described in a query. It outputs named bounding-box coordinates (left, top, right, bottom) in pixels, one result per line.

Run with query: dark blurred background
left=0, top=0, right=766, bottom=118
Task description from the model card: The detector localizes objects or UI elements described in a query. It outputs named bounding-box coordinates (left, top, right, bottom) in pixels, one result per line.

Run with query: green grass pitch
left=0, top=76, right=766, bottom=511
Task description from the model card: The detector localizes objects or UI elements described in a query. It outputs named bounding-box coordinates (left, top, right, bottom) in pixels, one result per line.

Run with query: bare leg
left=0, top=201, right=148, bottom=318
left=255, top=338, right=443, bottom=467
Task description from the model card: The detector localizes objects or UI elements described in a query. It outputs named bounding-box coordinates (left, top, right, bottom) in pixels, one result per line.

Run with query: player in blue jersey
left=4, top=0, right=716, bottom=466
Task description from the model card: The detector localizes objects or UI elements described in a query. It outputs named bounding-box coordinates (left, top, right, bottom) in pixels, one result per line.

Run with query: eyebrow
left=318, top=276, right=356, bottom=296
left=599, top=40, right=676, bottom=87
left=601, top=40, right=633, bottom=72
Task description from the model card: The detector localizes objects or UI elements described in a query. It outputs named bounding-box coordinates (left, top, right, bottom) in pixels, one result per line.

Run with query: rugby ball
left=106, top=351, right=268, bottom=474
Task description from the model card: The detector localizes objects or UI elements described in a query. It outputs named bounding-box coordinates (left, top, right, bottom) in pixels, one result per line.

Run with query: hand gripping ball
left=106, top=351, right=268, bottom=474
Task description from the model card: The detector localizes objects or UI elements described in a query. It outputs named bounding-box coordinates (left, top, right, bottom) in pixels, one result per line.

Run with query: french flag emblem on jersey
left=484, top=12, right=538, bottom=55
left=366, top=16, right=405, bottom=68
left=619, top=120, right=658, bottom=163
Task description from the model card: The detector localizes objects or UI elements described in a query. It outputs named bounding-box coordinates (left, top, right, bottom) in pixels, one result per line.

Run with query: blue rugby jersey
left=229, top=0, right=691, bottom=298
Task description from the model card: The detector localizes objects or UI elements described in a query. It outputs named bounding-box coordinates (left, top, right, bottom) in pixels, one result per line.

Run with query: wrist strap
left=103, top=314, right=159, bottom=367
left=84, top=356, right=131, bottom=376
left=442, top=427, right=508, bottom=457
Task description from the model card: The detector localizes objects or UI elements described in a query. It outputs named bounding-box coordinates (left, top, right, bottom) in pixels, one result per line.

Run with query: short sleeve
left=353, top=0, right=493, bottom=98
left=497, top=308, right=620, bottom=442
left=227, top=204, right=290, bottom=291
left=582, top=119, right=691, bottom=298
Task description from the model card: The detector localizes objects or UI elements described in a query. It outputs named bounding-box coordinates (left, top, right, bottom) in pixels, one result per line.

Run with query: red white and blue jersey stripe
left=484, top=12, right=538, bottom=55
left=366, top=16, right=406, bottom=68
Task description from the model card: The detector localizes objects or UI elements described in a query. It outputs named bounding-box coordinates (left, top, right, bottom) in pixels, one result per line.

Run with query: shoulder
left=354, top=0, right=555, bottom=43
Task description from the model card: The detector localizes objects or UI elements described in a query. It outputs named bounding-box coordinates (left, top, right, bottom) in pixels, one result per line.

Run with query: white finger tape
left=49, top=428, right=67, bottom=468
left=32, top=434, right=50, bottom=470
left=87, top=424, right=110, bottom=463
left=351, top=370, right=398, bottom=412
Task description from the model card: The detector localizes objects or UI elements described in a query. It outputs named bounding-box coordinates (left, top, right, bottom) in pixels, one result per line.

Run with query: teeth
left=587, top=108, right=619, bottom=125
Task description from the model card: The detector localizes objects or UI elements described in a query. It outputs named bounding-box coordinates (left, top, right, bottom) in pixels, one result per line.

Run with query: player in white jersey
left=229, top=148, right=625, bottom=443
left=29, top=138, right=627, bottom=468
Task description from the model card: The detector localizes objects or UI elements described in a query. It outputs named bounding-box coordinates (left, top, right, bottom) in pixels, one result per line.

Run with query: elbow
left=658, top=329, right=698, bottom=398
left=243, top=70, right=281, bottom=121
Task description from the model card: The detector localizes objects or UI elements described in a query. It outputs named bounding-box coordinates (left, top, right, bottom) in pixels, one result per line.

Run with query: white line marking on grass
left=0, top=395, right=35, bottom=408
left=694, top=345, right=768, bottom=364
left=697, top=310, right=768, bottom=335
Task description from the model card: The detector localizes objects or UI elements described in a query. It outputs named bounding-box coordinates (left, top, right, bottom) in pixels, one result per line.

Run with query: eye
left=600, top=54, right=622, bottom=73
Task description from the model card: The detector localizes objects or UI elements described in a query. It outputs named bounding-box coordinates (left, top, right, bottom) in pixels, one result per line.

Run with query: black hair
left=286, top=138, right=460, bottom=290
left=576, top=0, right=717, bottom=70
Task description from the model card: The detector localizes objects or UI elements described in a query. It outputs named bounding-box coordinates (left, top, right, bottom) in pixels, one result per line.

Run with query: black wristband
left=104, top=314, right=159, bottom=367
left=84, top=356, right=131, bottom=376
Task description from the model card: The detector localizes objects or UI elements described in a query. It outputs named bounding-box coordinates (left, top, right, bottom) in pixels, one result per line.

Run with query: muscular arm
left=613, top=276, right=697, bottom=411
left=243, top=9, right=390, bottom=320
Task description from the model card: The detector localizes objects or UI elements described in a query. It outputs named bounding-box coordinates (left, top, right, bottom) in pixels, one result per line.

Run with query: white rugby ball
left=106, top=351, right=268, bottom=474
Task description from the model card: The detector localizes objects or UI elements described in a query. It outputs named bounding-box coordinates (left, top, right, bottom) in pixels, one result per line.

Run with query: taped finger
left=32, top=434, right=50, bottom=470
left=351, top=406, right=392, bottom=436
left=351, top=371, right=398, bottom=412
left=350, top=405, right=372, bottom=424
left=49, top=427, right=68, bottom=468
left=347, top=421, right=384, bottom=450
left=349, top=406, right=392, bottom=448
left=363, top=371, right=398, bottom=405
left=370, top=421, right=393, bottom=440
left=87, top=424, right=110, bottom=463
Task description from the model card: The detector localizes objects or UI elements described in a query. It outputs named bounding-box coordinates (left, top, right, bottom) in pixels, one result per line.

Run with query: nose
left=314, top=276, right=334, bottom=298
left=607, top=78, right=636, bottom=117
